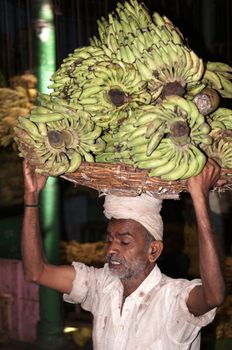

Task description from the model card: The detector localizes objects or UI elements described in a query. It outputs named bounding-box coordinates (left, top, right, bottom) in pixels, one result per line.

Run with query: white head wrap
left=103, top=194, right=163, bottom=240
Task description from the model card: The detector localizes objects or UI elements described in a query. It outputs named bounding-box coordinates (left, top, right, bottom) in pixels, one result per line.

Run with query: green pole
left=31, top=2, right=74, bottom=349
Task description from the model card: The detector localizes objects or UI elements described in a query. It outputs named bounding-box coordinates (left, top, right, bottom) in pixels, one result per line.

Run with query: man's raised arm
left=22, top=159, right=75, bottom=294
left=186, top=159, right=226, bottom=316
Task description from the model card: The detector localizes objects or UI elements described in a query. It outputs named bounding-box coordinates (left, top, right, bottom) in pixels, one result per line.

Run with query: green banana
left=161, top=151, right=190, bottom=181
left=146, top=125, right=166, bottom=156
left=149, top=151, right=177, bottom=177
left=18, top=117, right=41, bottom=138
left=145, top=119, right=164, bottom=138
left=203, top=70, right=222, bottom=90
left=210, top=120, right=226, bottom=130
left=30, top=113, right=65, bottom=123
left=180, top=147, right=200, bottom=179
left=206, top=61, right=232, bottom=73
left=66, top=151, right=82, bottom=173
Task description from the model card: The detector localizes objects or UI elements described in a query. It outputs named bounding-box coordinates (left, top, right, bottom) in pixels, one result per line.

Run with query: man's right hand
left=23, top=159, right=48, bottom=201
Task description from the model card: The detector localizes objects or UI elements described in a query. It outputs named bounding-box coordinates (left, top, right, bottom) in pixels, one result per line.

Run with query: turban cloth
left=103, top=194, right=163, bottom=240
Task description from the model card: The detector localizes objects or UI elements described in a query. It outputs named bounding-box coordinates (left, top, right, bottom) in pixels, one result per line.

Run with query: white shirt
left=64, top=263, right=216, bottom=350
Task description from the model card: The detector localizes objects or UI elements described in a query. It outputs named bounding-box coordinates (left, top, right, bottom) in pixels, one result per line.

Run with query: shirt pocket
left=147, top=339, right=163, bottom=350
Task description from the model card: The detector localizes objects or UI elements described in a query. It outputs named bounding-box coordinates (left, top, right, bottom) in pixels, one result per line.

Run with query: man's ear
left=148, top=240, right=163, bottom=263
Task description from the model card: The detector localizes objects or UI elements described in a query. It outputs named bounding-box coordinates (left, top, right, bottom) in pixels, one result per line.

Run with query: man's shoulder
left=72, top=261, right=118, bottom=286
left=158, top=272, right=202, bottom=296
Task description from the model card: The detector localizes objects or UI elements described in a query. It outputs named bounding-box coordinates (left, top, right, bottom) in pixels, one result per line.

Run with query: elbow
left=206, top=287, right=227, bottom=309
left=24, top=273, right=38, bottom=283
left=23, top=266, right=45, bottom=284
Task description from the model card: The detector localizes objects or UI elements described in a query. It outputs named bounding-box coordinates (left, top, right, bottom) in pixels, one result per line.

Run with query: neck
left=121, top=263, right=155, bottom=298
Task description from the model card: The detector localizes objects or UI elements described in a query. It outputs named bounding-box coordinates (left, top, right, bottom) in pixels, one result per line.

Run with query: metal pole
left=31, top=1, right=74, bottom=349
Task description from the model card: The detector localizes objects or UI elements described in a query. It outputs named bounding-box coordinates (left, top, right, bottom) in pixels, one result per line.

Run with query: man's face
left=106, top=218, right=152, bottom=280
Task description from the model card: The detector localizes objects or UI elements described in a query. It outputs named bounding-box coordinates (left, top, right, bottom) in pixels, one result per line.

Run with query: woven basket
left=61, top=162, right=232, bottom=199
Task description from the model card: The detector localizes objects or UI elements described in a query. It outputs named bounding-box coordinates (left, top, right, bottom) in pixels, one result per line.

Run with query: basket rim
left=61, top=162, right=232, bottom=199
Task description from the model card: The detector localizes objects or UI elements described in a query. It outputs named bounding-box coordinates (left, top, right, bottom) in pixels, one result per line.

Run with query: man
left=22, top=158, right=226, bottom=350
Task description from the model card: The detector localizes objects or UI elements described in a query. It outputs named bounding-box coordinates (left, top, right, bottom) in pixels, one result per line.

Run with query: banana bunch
left=126, top=96, right=210, bottom=180
left=203, top=130, right=232, bottom=170
left=14, top=93, right=106, bottom=176
left=91, top=0, right=204, bottom=103
left=144, top=43, right=205, bottom=102
left=0, top=87, right=33, bottom=148
left=61, top=240, right=107, bottom=266
left=201, top=108, right=232, bottom=173
left=95, top=96, right=210, bottom=181
left=136, top=138, right=207, bottom=180
left=13, top=0, right=232, bottom=182
left=203, top=61, right=232, bottom=98
left=9, top=73, right=38, bottom=102
left=94, top=0, right=183, bottom=56
left=96, top=124, right=134, bottom=164
left=203, top=110, right=232, bottom=171
left=132, top=95, right=212, bottom=152
left=207, top=108, right=232, bottom=131
left=49, top=45, right=109, bottom=100
left=76, top=61, right=150, bottom=129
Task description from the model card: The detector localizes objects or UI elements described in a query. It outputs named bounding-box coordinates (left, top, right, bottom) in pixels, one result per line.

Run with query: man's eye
left=121, top=241, right=130, bottom=245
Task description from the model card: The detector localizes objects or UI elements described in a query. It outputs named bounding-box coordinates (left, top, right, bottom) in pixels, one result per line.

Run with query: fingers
left=205, top=159, right=221, bottom=181
left=187, top=159, right=222, bottom=194
left=22, top=158, right=31, bottom=176
left=206, top=158, right=220, bottom=173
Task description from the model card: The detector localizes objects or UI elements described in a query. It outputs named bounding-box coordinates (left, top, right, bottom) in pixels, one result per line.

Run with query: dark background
left=0, top=0, right=232, bottom=82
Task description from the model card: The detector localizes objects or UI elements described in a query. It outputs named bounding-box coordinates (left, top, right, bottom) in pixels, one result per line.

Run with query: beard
left=106, top=253, right=148, bottom=280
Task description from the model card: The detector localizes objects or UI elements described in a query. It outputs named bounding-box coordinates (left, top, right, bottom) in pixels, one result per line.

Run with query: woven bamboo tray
left=61, top=162, right=232, bottom=199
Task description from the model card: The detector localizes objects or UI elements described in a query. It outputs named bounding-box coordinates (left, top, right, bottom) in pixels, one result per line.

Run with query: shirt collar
left=128, top=264, right=162, bottom=304
left=102, top=264, right=162, bottom=303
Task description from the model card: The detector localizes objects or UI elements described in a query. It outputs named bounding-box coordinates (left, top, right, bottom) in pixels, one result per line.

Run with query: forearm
left=192, top=192, right=226, bottom=307
left=22, top=191, right=47, bottom=282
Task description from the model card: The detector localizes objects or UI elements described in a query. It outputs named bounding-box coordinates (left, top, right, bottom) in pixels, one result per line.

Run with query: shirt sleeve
left=166, top=278, right=217, bottom=345
left=63, top=262, right=107, bottom=313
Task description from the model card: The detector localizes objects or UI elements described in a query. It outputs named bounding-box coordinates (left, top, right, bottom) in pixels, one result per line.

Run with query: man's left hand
left=187, top=159, right=221, bottom=197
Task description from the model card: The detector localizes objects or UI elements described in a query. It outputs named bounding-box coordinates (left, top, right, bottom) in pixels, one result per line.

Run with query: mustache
left=106, top=254, right=124, bottom=265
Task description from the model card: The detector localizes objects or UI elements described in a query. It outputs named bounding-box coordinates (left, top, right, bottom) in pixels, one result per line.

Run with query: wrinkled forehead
left=107, top=218, right=148, bottom=238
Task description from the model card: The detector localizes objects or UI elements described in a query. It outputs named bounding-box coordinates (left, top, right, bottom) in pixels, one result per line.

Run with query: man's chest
left=92, top=291, right=167, bottom=350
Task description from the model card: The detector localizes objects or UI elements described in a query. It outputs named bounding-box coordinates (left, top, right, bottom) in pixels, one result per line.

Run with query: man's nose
left=107, top=240, right=119, bottom=255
